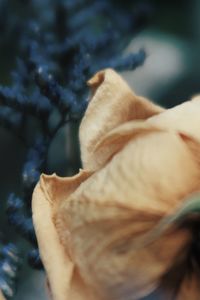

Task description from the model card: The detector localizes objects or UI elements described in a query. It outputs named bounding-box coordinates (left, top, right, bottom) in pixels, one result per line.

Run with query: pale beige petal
left=32, top=170, right=94, bottom=300
left=0, top=291, right=5, bottom=300
left=58, top=199, right=190, bottom=300
left=148, top=96, right=200, bottom=142
left=32, top=73, right=200, bottom=300
left=67, top=269, right=100, bottom=300
left=155, top=262, right=200, bottom=300
left=75, top=217, right=190, bottom=300
left=56, top=181, right=188, bottom=300
left=57, top=128, right=200, bottom=299
left=70, top=131, right=200, bottom=218
left=85, top=120, right=162, bottom=171
left=32, top=181, right=74, bottom=300
left=38, top=170, right=92, bottom=206
left=80, top=68, right=164, bottom=171
left=176, top=272, right=200, bottom=300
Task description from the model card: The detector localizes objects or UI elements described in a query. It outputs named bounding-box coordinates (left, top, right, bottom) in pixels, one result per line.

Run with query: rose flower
left=32, top=69, right=200, bottom=300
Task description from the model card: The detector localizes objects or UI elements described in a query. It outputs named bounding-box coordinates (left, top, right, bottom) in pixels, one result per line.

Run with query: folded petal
left=57, top=196, right=190, bottom=300
left=153, top=259, right=200, bottom=300
left=32, top=181, right=74, bottom=300
left=150, top=193, right=200, bottom=300
left=85, top=121, right=162, bottom=171
left=176, top=272, right=200, bottom=300
left=77, top=218, right=190, bottom=300
left=57, top=128, right=199, bottom=299
left=148, top=96, right=200, bottom=142
left=32, top=170, right=93, bottom=300
left=32, top=73, right=200, bottom=300
left=70, top=130, right=200, bottom=218
left=80, top=69, right=164, bottom=171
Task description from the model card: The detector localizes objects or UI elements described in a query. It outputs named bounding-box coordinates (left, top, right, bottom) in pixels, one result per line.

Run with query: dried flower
left=32, top=69, right=200, bottom=300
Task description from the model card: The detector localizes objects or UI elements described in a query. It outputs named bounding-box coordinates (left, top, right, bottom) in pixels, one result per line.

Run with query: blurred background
left=0, top=0, right=200, bottom=299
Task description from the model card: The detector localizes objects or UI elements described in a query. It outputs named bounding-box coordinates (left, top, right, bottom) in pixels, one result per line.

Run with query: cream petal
left=86, top=120, right=162, bottom=171
left=32, top=72, right=200, bottom=300
left=148, top=96, right=200, bottom=142
left=155, top=262, right=200, bottom=300
left=67, top=268, right=100, bottom=300
left=38, top=170, right=92, bottom=206
left=175, top=272, right=200, bottom=300
left=67, top=130, right=200, bottom=220
left=80, top=69, right=164, bottom=171
left=32, top=181, right=74, bottom=300
left=58, top=194, right=190, bottom=300
left=178, top=133, right=200, bottom=168
left=0, top=291, right=5, bottom=300
left=79, top=221, right=190, bottom=300
left=57, top=190, right=180, bottom=299
left=32, top=170, right=93, bottom=300
left=56, top=128, right=200, bottom=299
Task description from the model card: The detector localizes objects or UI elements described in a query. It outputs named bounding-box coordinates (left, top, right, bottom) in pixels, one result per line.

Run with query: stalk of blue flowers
left=0, top=0, right=150, bottom=296
left=0, top=243, right=21, bottom=299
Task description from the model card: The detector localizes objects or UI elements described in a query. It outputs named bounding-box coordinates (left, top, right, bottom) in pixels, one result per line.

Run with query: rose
left=32, top=69, right=200, bottom=300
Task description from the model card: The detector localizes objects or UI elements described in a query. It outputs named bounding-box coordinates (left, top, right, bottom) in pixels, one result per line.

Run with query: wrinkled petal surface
left=32, top=69, right=200, bottom=300
left=148, top=96, right=200, bottom=142
left=57, top=127, right=200, bottom=299
left=80, top=69, right=164, bottom=171
left=32, top=170, right=95, bottom=300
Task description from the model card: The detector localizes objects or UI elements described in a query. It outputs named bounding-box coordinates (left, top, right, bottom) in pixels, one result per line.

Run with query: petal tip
left=87, top=68, right=114, bottom=87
